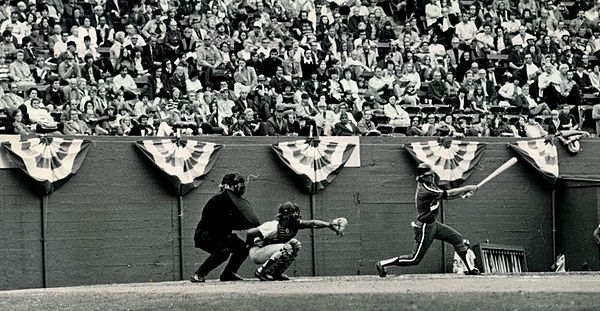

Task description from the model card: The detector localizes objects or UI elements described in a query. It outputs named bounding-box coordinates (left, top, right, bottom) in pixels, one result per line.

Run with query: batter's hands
left=460, top=185, right=478, bottom=199
left=461, top=191, right=474, bottom=199
left=463, top=185, right=479, bottom=192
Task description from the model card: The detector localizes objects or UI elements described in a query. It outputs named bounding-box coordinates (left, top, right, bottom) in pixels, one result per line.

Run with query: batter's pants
left=396, top=220, right=467, bottom=266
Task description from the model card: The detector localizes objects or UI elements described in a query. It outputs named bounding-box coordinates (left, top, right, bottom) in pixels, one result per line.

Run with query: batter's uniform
left=394, top=180, right=468, bottom=266
left=249, top=219, right=304, bottom=265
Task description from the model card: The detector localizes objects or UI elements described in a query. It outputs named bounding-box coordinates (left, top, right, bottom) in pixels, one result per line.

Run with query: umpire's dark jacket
left=194, top=189, right=260, bottom=247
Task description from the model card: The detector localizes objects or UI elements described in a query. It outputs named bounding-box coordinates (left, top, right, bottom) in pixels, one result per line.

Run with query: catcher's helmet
left=416, top=163, right=434, bottom=176
left=278, top=201, right=300, bottom=216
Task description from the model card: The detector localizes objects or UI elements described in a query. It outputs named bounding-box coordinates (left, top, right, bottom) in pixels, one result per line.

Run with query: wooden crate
left=473, top=243, right=528, bottom=274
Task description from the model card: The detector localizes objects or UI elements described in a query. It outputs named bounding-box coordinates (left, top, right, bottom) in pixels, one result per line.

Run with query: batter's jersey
left=257, top=220, right=303, bottom=245
left=415, top=181, right=448, bottom=224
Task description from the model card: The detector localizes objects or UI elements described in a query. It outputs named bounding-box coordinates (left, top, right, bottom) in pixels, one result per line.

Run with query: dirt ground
left=1, top=273, right=600, bottom=311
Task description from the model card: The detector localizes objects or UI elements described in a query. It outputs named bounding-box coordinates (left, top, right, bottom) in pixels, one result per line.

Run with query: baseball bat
left=462, top=157, right=518, bottom=199
left=476, top=157, right=519, bottom=188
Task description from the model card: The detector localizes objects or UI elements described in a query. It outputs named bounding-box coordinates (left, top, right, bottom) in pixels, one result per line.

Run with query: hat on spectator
left=253, top=21, right=262, bottom=28
left=257, top=74, right=266, bottom=82
left=275, top=103, right=285, bottom=112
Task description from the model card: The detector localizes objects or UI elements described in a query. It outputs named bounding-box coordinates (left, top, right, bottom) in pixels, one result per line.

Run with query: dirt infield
left=1, top=273, right=600, bottom=311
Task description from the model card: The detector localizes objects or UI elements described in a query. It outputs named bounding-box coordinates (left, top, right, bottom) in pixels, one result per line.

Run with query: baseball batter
left=376, top=163, right=480, bottom=277
left=246, top=202, right=345, bottom=281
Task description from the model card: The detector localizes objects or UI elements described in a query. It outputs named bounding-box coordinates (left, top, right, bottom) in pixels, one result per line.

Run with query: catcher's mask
left=220, top=173, right=246, bottom=196
left=277, top=201, right=301, bottom=226
left=416, top=163, right=440, bottom=185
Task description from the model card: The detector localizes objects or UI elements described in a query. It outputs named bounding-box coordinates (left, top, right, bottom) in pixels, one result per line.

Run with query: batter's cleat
left=254, top=269, right=274, bottom=281
left=220, top=272, right=245, bottom=281
left=376, top=261, right=387, bottom=278
left=464, top=268, right=480, bottom=275
left=190, top=273, right=205, bottom=283
left=271, top=273, right=290, bottom=281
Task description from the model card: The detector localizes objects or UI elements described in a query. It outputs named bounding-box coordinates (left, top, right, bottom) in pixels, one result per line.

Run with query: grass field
left=1, top=273, right=600, bottom=311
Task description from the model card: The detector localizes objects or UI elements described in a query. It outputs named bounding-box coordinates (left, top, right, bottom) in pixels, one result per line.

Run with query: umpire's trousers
left=194, top=230, right=248, bottom=276
left=396, top=220, right=467, bottom=266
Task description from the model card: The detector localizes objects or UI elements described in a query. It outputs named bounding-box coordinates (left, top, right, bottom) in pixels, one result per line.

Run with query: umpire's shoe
left=464, top=268, right=481, bottom=275
left=220, top=272, right=245, bottom=281
left=254, top=269, right=274, bottom=281
left=376, top=261, right=387, bottom=278
left=190, top=273, right=205, bottom=283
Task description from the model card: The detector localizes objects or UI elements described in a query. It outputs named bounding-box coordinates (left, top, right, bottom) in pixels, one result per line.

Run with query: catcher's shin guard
left=263, top=240, right=300, bottom=276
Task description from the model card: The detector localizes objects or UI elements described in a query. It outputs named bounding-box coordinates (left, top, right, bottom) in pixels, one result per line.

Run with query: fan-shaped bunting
left=1, top=136, right=92, bottom=194
left=135, top=139, right=223, bottom=195
left=405, top=140, right=486, bottom=189
left=272, top=138, right=356, bottom=194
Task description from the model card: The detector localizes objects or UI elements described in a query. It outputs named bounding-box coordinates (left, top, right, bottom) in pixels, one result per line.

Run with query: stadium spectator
left=356, top=108, right=379, bottom=136
left=332, top=111, right=359, bottom=136
left=9, top=108, right=34, bottom=135
left=63, top=109, right=90, bottom=135
left=9, top=50, right=34, bottom=86
left=0, top=0, right=597, bottom=137
left=265, top=103, right=289, bottom=136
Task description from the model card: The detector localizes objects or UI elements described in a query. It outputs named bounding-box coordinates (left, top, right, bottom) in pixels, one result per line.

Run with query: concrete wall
left=0, top=136, right=596, bottom=290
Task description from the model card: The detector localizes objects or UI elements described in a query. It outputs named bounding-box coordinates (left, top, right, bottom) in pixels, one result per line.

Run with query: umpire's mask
left=221, top=173, right=246, bottom=196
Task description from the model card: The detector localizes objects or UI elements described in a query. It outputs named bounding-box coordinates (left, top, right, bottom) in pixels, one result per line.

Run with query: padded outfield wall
left=0, top=136, right=598, bottom=290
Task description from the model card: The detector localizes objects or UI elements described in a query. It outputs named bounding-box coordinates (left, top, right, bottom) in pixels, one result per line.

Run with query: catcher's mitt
left=330, top=217, right=348, bottom=236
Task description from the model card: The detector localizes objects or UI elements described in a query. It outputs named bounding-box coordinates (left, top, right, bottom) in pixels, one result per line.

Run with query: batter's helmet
left=416, top=163, right=434, bottom=176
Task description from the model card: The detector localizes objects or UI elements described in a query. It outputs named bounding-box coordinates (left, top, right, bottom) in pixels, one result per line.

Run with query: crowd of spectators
left=0, top=0, right=599, bottom=138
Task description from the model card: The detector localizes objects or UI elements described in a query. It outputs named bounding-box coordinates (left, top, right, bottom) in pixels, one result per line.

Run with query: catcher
left=246, top=202, right=347, bottom=281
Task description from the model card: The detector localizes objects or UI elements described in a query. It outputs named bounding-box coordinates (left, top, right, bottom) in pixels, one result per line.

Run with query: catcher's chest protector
left=264, top=222, right=299, bottom=245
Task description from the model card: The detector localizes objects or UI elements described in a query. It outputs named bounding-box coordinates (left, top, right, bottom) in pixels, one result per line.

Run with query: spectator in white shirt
left=186, top=70, right=203, bottom=93
left=501, top=11, right=521, bottom=35
left=78, top=18, right=98, bottom=46
left=77, top=36, right=99, bottom=61
left=455, top=13, right=477, bottom=45
left=383, top=95, right=410, bottom=127
left=0, top=11, right=25, bottom=45
left=425, top=0, right=442, bottom=28
left=113, top=66, right=139, bottom=100
left=53, top=31, right=69, bottom=58
left=498, top=74, right=522, bottom=105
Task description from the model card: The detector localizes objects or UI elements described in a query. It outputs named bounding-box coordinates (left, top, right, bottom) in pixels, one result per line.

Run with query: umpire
left=191, top=173, right=260, bottom=282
